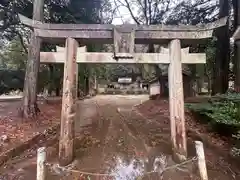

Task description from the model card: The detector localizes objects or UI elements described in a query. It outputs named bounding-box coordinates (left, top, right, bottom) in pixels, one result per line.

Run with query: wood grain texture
left=195, top=141, right=208, bottom=180
left=59, top=38, right=78, bottom=166
left=18, top=14, right=227, bottom=43
left=19, top=14, right=227, bottom=31
left=168, top=39, right=187, bottom=161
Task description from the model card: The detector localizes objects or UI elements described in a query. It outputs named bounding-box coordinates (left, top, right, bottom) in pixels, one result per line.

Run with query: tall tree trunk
left=212, top=0, right=230, bottom=95
left=233, top=0, right=240, bottom=91
left=20, top=0, right=44, bottom=118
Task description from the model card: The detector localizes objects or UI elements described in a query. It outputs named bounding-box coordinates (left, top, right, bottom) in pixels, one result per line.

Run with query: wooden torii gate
left=19, top=7, right=227, bottom=165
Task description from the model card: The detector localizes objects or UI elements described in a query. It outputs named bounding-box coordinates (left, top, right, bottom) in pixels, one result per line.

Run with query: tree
left=0, top=38, right=27, bottom=70
left=212, top=0, right=230, bottom=95
left=233, top=0, right=240, bottom=91
left=0, top=0, right=111, bottom=118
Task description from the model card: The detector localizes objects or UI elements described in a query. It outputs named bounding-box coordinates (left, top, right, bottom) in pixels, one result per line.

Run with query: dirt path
left=1, top=95, right=239, bottom=180
left=47, top=95, right=201, bottom=180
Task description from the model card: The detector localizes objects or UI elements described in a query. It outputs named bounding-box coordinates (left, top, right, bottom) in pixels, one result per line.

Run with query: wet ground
left=0, top=95, right=239, bottom=179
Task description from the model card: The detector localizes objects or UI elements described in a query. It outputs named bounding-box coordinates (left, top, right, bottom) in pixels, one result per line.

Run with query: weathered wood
left=37, top=147, right=46, bottom=180
left=55, top=46, right=86, bottom=98
left=40, top=52, right=206, bottom=64
left=21, top=0, right=44, bottom=118
left=19, top=14, right=227, bottom=31
left=113, top=31, right=135, bottom=57
left=129, top=30, right=135, bottom=53
left=195, top=141, right=208, bottom=180
left=34, top=29, right=213, bottom=42
left=114, top=28, right=121, bottom=54
left=59, top=38, right=78, bottom=166
left=18, top=14, right=227, bottom=43
left=168, top=39, right=187, bottom=161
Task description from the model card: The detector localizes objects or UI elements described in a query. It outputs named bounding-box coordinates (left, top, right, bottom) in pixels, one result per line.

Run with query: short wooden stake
left=59, top=37, right=78, bottom=166
left=195, top=141, right=208, bottom=180
left=168, top=39, right=187, bottom=161
left=37, top=147, right=46, bottom=180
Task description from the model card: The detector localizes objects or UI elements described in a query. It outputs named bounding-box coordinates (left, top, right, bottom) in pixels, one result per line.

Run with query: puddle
left=109, top=157, right=145, bottom=180
left=106, top=154, right=168, bottom=180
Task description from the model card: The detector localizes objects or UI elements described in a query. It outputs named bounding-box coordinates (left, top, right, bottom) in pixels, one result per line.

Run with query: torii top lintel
left=18, top=14, right=227, bottom=45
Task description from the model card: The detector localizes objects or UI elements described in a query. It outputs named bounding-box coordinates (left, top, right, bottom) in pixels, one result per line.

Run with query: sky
left=110, top=0, right=219, bottom=25
left=110, top=0, right=181, bottom=25
left=111, top=1, right=135, bottom=25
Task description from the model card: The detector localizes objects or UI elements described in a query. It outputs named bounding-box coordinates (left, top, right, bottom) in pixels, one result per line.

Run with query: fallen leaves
left=0, top=101, right=61, bottom=153
left=136, top=98, right=240, bottom=180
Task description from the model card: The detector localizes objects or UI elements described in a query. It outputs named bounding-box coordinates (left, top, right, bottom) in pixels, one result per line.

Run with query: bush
left=186, top=93, right=240, bottom=156
left=186, top=93, right=240, bottom=135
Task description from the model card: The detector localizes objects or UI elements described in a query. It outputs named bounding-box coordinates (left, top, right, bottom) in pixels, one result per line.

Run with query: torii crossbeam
left=19, top=14, right=227, bottom=45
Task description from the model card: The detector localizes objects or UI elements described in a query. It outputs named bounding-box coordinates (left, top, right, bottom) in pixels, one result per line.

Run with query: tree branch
left=117, top=0, right=141, bottom=24
left=16, top=31, right=28, bottom=54
left=144, top=0, right=148, bottom=24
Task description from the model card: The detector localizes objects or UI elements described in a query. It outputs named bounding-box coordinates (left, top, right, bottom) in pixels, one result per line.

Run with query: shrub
left=186, top=93, right=240, bottom=127
left=186, top=92, right=240, bottom=156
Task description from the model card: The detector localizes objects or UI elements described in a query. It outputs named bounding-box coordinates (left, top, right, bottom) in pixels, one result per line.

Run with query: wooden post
left=195, top=141, right=208, bottom=180
left=59, top=38, right=78, bottom=166
left=22, top=0, right=44, bottom=117
left=168, top=39, right=187, bottom=161
left=37, top=147, right=46, bottom=180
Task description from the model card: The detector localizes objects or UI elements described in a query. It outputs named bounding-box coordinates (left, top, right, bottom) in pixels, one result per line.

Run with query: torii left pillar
left=59, top=38, right=78, bottom=166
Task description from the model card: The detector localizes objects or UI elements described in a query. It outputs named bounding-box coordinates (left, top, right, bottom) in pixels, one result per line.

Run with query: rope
left=144, top=156, right=197, bottom=175
left=45, top=156, right=197, bottom=177
left=45, top=162, right=115, bottom=177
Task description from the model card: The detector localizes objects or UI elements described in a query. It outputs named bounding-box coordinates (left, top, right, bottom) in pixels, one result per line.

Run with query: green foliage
left=186, top=93, right=240, bottom=127
left=206, top=101, right=239, bottom=126
left=186, top=93, right=240, bottom=156
left=0, top=70, right=25, bottom=94
left=0, top=38, right=27, bottom=70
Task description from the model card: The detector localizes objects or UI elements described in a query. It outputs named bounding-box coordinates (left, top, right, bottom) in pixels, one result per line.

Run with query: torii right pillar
left=168, top=39, right=187, bottom=162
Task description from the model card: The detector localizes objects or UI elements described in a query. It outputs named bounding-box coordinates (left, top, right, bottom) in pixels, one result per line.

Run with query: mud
left=0, top=95, right=239, bottom=180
